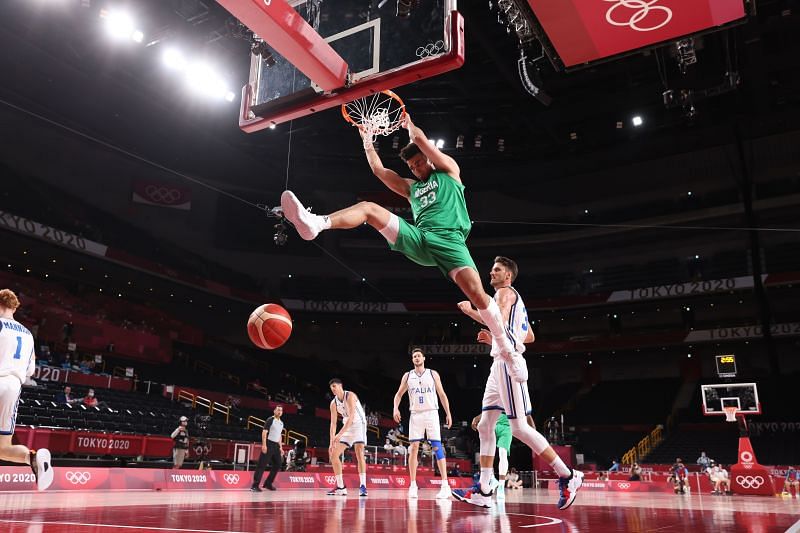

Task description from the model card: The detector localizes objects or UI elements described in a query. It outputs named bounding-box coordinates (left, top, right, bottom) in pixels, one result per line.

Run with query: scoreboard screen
left=715, top=354, right=737, bottom=378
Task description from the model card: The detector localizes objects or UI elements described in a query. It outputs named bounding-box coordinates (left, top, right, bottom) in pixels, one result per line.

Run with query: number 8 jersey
left=407, top=368, right=439, bottom=413
left=0, top=318, right=35, bottom=384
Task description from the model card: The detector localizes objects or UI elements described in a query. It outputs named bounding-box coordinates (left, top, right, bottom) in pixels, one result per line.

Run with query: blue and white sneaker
left=359, top=484, right=368, bottom=497
left=452, top=486, right=493, bottom=508
left=557, top=469, right=583, bottom=510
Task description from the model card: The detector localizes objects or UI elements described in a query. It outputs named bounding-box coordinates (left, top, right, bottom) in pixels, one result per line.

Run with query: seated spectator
left=710, top=465, right=730, bottom=495
left=82, top=388, right=98, bottom=407
left=697, top=451, right=712, bottom=470
left=609, top=459, right=620, bottom=472
left=55, top=385, right=79, bottom=405
left=82, top=388, right=109, bottom=409
left=387, top=428, right=399, bottom=445
left=629, top=462, right=642, bottom=481
left=61, top=354, right=73, bottom=369
left=421, top=441, right=432, bottom=459
left=506, top=468, right=523, bottom=489
left=286, top=440, right=310, bottom=471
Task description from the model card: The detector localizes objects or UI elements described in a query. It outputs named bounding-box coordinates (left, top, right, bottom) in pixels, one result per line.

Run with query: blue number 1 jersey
left=0, top=318, right=36, bottom=384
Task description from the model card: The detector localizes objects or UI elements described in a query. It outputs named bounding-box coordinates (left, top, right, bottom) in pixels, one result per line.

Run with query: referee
left=251, top=405, right=284, bottom=491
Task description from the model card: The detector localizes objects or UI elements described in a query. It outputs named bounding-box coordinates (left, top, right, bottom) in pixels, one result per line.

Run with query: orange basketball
left=247, top=303, right=292, bottom=349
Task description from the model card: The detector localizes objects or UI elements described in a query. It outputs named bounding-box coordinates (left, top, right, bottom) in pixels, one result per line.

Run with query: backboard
left=217, top=0, right=464, bottom=132
left=701, top=382, right=760, bottom=417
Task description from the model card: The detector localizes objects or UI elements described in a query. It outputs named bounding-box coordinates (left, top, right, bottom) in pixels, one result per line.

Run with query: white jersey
left=333, top=391, right=366, bottom=426
left=0, top=318, right=36, bottom=385
left=407, top=368, right=439, bottom=413
left=494, top=286, right=529, bottom=354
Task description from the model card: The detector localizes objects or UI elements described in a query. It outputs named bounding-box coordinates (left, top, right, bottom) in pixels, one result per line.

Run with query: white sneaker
left=34, top=448, right=54, bottom=491
left=496, top=484, right=506, bottom=501
left=436, top=483, right=451, bottom=499
left=280, top=190, right=326, bottom=241
left=408, top=484, right=418, bottom=499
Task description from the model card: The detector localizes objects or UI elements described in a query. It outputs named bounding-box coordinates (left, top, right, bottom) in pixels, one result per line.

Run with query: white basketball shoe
left=280, top=190, right=328, bottom=241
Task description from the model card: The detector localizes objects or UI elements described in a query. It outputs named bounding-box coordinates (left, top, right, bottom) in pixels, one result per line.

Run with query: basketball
left=247, top=303, right=293, bottom=349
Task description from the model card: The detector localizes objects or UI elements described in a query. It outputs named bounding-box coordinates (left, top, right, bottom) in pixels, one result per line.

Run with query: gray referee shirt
left=265, top=416, right=284, bottom=444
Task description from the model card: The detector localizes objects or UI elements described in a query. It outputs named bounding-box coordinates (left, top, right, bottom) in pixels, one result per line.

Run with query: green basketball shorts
left=388, top=218, right=477, bottom=278
left=495, top=422, right=512, bottom=451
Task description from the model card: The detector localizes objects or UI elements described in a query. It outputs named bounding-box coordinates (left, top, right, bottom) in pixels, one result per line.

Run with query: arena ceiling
left=1, top=0, right=799, bottom=201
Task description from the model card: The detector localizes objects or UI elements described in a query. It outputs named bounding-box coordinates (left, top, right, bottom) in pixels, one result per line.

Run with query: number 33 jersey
left=409, top=171, right=472, bottom=238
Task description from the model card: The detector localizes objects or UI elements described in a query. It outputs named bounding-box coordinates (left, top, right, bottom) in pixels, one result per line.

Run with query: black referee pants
left=252, top=441, right=281, bottom=488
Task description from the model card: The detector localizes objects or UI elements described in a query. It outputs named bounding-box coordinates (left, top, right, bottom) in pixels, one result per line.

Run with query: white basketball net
left=723, top=406, right=738, bottom=422
left=344, top=92, right=405, bottom=144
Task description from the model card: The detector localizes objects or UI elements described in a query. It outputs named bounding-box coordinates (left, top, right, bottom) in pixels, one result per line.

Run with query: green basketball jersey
left=409, top=171, right=472, bottom=237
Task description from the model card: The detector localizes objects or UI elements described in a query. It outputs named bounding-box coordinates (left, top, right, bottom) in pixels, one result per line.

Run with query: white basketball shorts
left=409, top=410, right=441, bottom=442
left=339, top=417, right=367, bottom=448
left=481, top=357, right=532, bottom=420
left=0, top=375, right=22, bottom=435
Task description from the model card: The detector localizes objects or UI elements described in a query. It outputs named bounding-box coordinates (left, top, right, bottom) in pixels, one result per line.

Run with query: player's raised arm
left=360, top=127, right=412, bottom=198
left=393, top=372, right=410, bottom=423
left=432, top=371, right=452, bottom=429
left=404, top=114, right=460, bottom=180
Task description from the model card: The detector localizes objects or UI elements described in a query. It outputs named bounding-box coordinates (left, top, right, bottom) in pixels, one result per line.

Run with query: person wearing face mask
left=171, top=416, right=190, bottom=468
left=82, top=388, right=98, bottom=407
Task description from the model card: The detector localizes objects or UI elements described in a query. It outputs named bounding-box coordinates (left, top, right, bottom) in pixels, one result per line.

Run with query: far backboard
left=701, top=382, right=760, bottom=417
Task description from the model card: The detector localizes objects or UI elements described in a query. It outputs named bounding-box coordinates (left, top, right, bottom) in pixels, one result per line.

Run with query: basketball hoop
left=723, top=406, right=738, bottom=423
left=342, top=90, right=406, bottom=144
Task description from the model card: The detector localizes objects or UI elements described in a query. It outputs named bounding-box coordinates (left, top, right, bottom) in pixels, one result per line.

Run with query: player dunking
left=392, top=347, right=453, bottom=500
left=454, top=257, right=583, bottom=509
left=0, top=289, right=53, bottom=490
left=327, top=378, right=368, bottom=497
left=281, top=113, right=518, bottom=363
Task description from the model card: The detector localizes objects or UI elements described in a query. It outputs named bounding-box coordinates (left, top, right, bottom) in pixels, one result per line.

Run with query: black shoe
left=264, top=484, right=277, bottom=491
left=251, top=486, right=262, bottom=492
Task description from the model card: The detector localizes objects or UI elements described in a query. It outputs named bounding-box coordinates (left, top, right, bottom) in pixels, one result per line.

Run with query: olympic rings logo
left=735, top=475, right=764, bottom=489
left=617, top=483, right=631, bottom=489
left=740, top=451, right=753, bottom=463
left=397, top=477, right=406, bottom=486
left=605, top=0, right=673, bottom=32
left=324, top=475, right=337, bottom=485
left=144, top=185, right=182, bottom=204
left=66, top=471, right=92, bottom=485
left=223, top=474, right=240, bottom=484
left=416, top=40, right=445, bottom=59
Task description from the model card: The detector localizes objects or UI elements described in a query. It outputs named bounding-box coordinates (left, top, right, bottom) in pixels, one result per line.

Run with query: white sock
left=479, top=468, right=494, bottom=493
left=336, top=474, right=344, bottom=487
left=550, top=457, right=572, bottom=479
left=510, top=418, right=572, bottom=478
left=359, top=473, right=366, bottom=486
left=320, top=215, right=332, bottom=230
left=498, top=447, right=509, bottom=477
